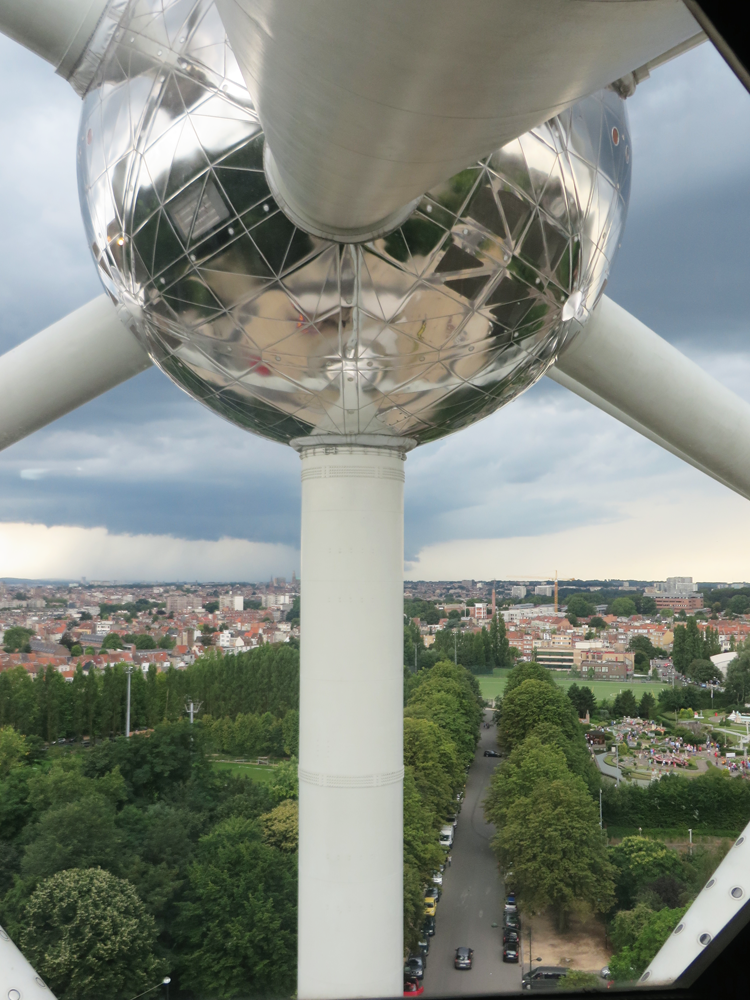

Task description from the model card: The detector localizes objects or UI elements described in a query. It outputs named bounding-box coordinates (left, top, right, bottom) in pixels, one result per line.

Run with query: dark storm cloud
left=0, top=32, right=749, bottom=568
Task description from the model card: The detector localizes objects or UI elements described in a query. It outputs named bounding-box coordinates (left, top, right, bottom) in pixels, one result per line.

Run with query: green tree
left=0, top=726, right=28, bottom=775
left=612, top=690, right=638, bottom=718
left=566, top=595, right=595, bottom=618
left=19, top=868, right=165, bottom=1000
left=503, top=661, right=556, bottom=696
left=498, top=679, right=580, bottom=755
left=0, top=666, right=39, bottom=735
left=403, top=768, right=444, bottom=950
left=489, top=612, right=511, bottom=667
left=726, top=655, right=750, bottom=703
left=20, top=795, right=125, bottom=884
left=638, top=692, right=656, bottom=719
left=3, top=626, right=34, bottom=653
left=404, top=599, right=441, bottom=625
left=404, top=716, right=461, bottom=821
left=609, top=906, right=687, bottom=981
left=610, top=597, right=637, bottom=617
left=640, top=596, right=658, bottom=615
left=590, top=616, right=606, bottom=630
left=177, top=817, right=297, bottom=997
left=728, top=594, right=750, bottom=615
left=559, top=970, right=600, bottom=989
left=672, top=624, right=688, bottom=674
left=567, top=684, right=596, bottom=718
left=492, top=772, right=615, bottom=929
left=259, top=799, right=299, bottom=852
left=609, top=836, right=684, bottom=909
left=702, top=625, right=721, bottom=658
left=282, top=708, right=299, bottom=757
left=484, top=735, right=571, bottom=828
left=101, top=632, right=124, bottom=651
left=687, top=659, right=722, bottom=684
left=269, top=756, right=298, bottom=804
left=405, top=662, right=483, bottom=766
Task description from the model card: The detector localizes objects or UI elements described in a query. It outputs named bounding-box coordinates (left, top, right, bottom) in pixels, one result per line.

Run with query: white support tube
left=214, top=0, right=698, bottom=238
left=643, top=820, right=750, bottom=985
left=0, top=295, right=152, bottom=452
left=0, top=924, right=58, bottom=1000
left=548, top=295, right=750, bottom=501
left=296, top=443, right=405, bottom=999
left=0, top=0, right=109, bottom=77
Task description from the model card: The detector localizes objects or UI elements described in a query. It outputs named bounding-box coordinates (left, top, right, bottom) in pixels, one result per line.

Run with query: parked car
left=483, top=749, right=501, bottom=757
left=423, top=916, right=435, bottom=937
left=454, top=947, right=474, bottom=970
left=521, top=966, right=568, bottom=990
left=503, top=911, right=521, bottom=931
left=418, top=938, right=429, bottom=959
left=505, top=892, right=516, bottom=906
left=424, top=888, right=438, bottom=916
left=431, top=869, right=443, bottom=886
left=404, top=956, right=425, bottom=981
left=503, top=927, right=520, bottom=946
left=503, top=944, right=520, bottom=963
left=404, top=977, right=424, bottom=996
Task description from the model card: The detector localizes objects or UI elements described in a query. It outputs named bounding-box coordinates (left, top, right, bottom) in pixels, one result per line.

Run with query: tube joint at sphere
left=295, top=442, right=406, bottom=1000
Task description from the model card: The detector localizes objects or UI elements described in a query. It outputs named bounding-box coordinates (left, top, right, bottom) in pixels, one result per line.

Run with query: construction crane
left=504, top=572, right=577, bottom=614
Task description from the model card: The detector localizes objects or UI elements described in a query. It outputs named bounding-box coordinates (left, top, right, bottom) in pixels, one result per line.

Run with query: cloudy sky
left=1, top=30, right=750, bottom=583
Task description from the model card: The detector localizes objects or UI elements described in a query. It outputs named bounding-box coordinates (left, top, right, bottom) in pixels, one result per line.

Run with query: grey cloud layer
left=0, top=36, right=748, bottom=565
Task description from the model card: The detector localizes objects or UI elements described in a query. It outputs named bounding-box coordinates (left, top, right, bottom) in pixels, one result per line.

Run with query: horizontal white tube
left=0, top=295, right=152, bottom=452
left=0, top=0, right=108, bottom=77
left=549, top=295, right=750, bottom=500
left=214, top=0, right=698, bottom=237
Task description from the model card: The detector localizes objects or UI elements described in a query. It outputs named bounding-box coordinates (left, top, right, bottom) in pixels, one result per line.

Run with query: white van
left=439, top=824, right=454, bottom=848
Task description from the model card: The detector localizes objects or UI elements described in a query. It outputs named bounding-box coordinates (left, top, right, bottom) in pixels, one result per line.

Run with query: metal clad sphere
left=78, top=0, right=630, bottom=446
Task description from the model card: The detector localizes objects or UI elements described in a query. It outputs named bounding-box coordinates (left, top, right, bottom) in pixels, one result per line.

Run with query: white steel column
left=297, top=443, right=406, bottom=999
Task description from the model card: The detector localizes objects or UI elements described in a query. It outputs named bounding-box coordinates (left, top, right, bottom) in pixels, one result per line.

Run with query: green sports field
left=211, top=759, right=276, bottom=783
left=478, top=668, right=670, bottom=703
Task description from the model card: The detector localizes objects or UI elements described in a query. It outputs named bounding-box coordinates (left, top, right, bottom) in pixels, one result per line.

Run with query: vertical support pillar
left=296, top=442, right=406, bottom=999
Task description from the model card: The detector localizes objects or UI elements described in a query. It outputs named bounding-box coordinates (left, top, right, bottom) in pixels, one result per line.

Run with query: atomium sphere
left=78, top=0, right=630, bottom=446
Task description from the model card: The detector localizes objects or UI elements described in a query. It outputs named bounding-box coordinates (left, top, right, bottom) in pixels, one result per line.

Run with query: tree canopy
left=18, top=867, right=165, bottom=1000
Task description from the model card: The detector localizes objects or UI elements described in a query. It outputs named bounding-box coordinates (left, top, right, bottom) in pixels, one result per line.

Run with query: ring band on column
left=299, top=767, right=405, bottom=788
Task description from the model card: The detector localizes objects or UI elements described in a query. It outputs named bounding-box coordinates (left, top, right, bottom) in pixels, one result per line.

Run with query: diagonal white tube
left=548, top=295, right=750, bottom=501
left=0, top=0, right=108, bottom=77
left=295, top=441, right=406, bottom=999
left=0, top=295, right=152, bottom=452
left=643, top=820, right=750, bottom=985
left=0, top=924, right=58, bottom=1000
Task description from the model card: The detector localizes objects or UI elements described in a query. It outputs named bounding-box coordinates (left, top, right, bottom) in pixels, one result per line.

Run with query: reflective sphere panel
left=78, top=0, right=630, bottom=445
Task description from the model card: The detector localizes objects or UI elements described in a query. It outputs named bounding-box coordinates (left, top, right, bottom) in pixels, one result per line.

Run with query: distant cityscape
left=2, top=573, right=749, bottom=683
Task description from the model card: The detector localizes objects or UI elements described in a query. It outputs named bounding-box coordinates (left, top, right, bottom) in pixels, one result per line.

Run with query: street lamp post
left=125, top=665, right=132, bottom=738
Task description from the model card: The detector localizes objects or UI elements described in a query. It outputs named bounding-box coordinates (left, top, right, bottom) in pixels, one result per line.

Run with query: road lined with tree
left=423, top=712, right=520, bottom=996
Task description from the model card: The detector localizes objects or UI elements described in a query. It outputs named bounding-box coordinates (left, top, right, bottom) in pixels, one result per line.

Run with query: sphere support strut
left=295, top=442, right=406, bottom=999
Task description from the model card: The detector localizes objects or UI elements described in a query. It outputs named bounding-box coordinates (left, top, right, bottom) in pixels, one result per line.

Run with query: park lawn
left=478, top=668, right=670, bottom=704
left=211, top=759, right=276, bottom=783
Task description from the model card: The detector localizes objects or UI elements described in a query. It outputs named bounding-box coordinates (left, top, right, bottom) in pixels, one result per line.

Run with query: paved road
left=422, top=710, right=522, bottom=996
